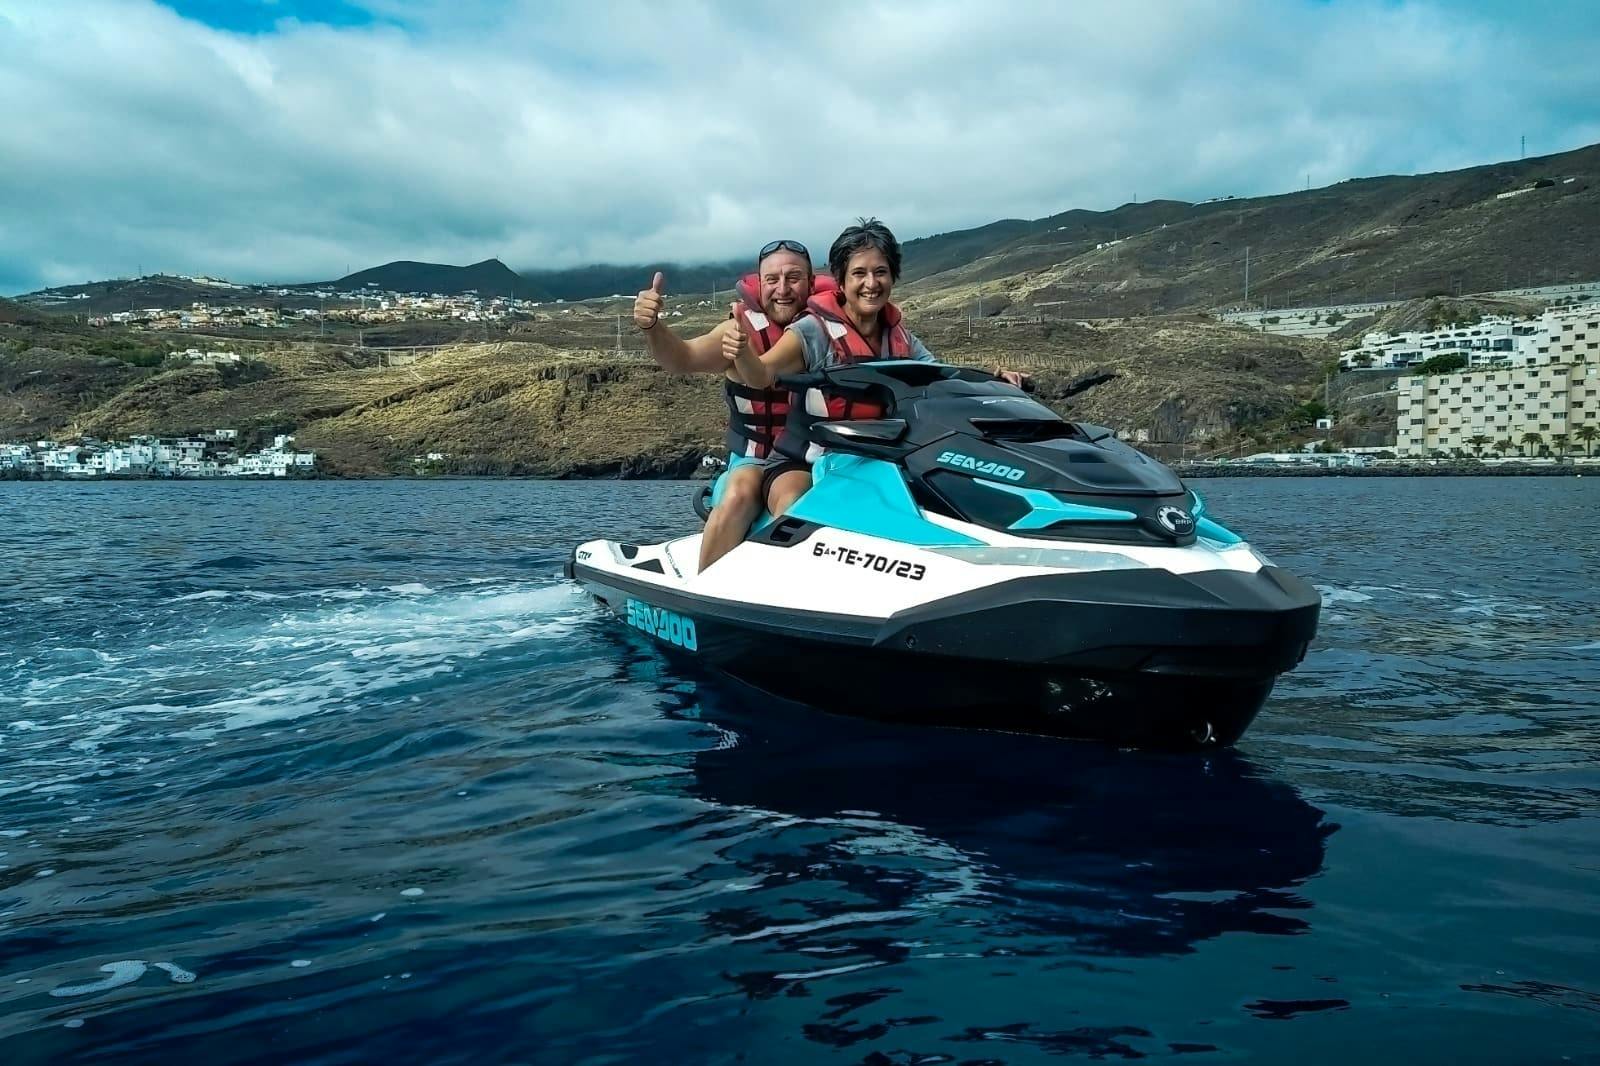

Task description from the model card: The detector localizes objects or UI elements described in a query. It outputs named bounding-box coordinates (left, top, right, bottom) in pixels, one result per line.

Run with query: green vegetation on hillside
left=81, top=334, right=168, bottom=367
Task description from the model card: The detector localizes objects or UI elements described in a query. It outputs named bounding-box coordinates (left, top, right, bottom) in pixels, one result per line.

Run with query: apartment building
left=1396, top=358, right=1600, bottom=457
left=1342, top=303, right=1599, bottom=371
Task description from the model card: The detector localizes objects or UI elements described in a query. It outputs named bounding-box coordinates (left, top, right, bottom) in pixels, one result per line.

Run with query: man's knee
left=719, top=467, right=764, bottom=515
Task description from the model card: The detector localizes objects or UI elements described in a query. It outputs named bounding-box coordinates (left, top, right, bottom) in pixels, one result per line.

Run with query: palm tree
left=1520, top=431, right=1544, bottom=457
left=1496, top=437, right=1515, bottom=458
left=1467, top=434, right=1491, bottom=457
left=1577, top=425, right=1599, bottom=458
left=1551, top=433, right=1569, bottom=458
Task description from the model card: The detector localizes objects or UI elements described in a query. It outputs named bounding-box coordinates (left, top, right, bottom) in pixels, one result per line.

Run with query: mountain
left=317, top=258, right=553, bottom=301
left=316, top=143, right=1597, bottom=310
left=900, top=201, right=1199, bottom=284
left=290, top=257, right=753, bottom=304
left=521, top=259, right=750, bottom=302
left=10, top=276, right=247, bottom=317
left=15, top=143, right=1598, bottom=316
left=899, top=143, right=1600, bottom=317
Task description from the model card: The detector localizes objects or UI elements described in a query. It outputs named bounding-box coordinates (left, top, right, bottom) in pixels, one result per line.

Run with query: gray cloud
left=2, top=0, right=1596, bottom=293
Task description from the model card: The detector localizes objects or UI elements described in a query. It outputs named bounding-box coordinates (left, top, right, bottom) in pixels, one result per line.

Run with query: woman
left=723, top=217, right=939, bottom=516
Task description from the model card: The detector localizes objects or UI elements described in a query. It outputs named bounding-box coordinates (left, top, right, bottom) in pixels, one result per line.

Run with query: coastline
left=5, top=461, right=1594, bottom=483
left=1174, top=461, right=1592, bottom=478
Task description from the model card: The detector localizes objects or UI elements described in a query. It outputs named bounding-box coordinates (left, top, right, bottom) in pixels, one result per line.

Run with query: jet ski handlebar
left=773, top=372, right=829, bottom=392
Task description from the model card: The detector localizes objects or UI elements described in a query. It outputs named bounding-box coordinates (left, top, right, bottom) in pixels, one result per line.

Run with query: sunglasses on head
left=757, top=239, right=809, bottom=265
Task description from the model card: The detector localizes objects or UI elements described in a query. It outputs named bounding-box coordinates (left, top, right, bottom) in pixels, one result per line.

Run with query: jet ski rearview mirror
left=808, top=419, right=913, bottom=458
left=818, top=419, right=908, bottom=444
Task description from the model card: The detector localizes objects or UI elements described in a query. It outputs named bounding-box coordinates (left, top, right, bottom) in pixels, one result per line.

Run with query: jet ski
left=564, top=361, right=1321, bottom=749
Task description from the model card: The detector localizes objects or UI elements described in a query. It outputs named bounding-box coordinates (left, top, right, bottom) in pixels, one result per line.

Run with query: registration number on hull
left=812, top=541, right=926, bottom=581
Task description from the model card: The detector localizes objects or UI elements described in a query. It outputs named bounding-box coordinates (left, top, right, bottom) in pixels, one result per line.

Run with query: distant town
left=26, top=273, right=689, bottom=332
left=0, top=432, right=316, bottom=479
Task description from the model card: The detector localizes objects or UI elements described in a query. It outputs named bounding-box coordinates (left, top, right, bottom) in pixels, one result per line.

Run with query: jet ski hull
left=566, top=551, right=1319, bottom=750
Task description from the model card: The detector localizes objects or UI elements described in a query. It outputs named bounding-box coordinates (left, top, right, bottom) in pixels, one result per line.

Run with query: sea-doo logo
left=1156, top=506, right=1196, bottom=536
left=936, top=450, right=1026, bottom=482
left=625, top=599, right=698, bottom=651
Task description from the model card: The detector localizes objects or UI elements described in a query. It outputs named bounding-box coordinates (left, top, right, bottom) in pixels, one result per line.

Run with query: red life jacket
left=722, top=273, right=837, bottom=459
left=775, top=289, right=910, bottom=463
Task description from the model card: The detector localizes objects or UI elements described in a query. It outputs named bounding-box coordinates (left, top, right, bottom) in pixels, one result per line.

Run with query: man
left=632, top=240, right=826, bottom=572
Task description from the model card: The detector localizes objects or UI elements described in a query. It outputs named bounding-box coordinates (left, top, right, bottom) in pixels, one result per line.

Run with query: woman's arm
left=723, top=313, right=806, bottom=388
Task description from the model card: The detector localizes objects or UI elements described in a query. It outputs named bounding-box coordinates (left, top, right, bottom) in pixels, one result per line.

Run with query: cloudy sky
left=1, top=0, right=1596, bottom=293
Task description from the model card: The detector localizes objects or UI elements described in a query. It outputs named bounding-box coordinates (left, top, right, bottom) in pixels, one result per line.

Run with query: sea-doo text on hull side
left=566, top=362, right=1321, bottom=749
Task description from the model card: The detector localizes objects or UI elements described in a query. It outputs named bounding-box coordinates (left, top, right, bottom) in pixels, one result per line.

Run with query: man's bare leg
left=765, top=468, right=813, bottom=518
left=698, top=463, right=765, bottom=572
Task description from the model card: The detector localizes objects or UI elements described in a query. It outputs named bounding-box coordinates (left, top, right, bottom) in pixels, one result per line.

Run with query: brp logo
left=1156, top=506, right=1196, bottom=536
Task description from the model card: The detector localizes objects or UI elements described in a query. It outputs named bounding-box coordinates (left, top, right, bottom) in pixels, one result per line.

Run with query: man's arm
left=633, top=272, right=732, bottom=374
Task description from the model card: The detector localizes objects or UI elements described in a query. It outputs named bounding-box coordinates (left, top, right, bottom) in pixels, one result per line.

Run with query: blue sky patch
left=157, top=0, right=388, bottom=34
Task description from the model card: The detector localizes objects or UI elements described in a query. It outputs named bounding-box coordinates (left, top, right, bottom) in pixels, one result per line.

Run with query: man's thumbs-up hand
left=633, top=271, right=666, bottom=331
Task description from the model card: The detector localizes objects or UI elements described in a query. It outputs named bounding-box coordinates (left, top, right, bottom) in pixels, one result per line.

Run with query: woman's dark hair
left=828, top=217, right=901, bottom=283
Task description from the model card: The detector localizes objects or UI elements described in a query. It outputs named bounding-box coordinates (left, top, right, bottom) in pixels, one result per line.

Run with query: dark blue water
left=1, top=478, right=1596, bottom=1064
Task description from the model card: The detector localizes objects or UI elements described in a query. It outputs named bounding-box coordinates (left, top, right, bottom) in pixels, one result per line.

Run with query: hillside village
left=0, top=432, right=316, bottom=479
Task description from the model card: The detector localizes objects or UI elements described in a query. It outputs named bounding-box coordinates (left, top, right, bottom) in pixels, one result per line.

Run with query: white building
left=1237, top=452, right=1370, bottom=468
left=1396, top=357, right=1600, bottom=457
left=100, top=443, right=156, bottom=474
left=1342, top=302, right=1599, bottom=371
left=0, top=443, right=38, bottom=472
left=1530, top=304, right=1600, bottom=364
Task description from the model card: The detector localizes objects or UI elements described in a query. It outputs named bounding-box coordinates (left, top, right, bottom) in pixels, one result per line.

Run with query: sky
left=1, top=0, right=1597, bottom=294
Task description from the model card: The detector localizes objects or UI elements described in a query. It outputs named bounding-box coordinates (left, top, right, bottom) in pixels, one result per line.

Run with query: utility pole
left=615, top=314, right=622, bottom=356
left=1520, top=134, right=1526, bottom=160
left=1244, top=245, right=1251, bottom=305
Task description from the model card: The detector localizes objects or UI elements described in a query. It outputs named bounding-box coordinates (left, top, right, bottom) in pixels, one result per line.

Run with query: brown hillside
left=12, top=310, right=1331, bottom=474
left=69, top=344, right=726, bottom=476
left=0, top=348, right=154, bottom=440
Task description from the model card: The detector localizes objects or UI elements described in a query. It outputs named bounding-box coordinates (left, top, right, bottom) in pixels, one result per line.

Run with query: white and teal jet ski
left=565, top=362, right=1320, bottom=749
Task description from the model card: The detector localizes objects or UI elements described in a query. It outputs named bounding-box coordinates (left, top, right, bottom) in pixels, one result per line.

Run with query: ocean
left=1, top=478, right=1596, bottom=1063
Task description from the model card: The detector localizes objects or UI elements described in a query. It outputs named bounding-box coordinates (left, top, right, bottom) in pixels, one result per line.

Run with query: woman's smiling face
left=841, top=248, right=893, bottom=319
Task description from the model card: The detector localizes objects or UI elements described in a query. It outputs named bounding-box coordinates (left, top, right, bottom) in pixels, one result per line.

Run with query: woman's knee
left=769, top=470, right=812, bottom=513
